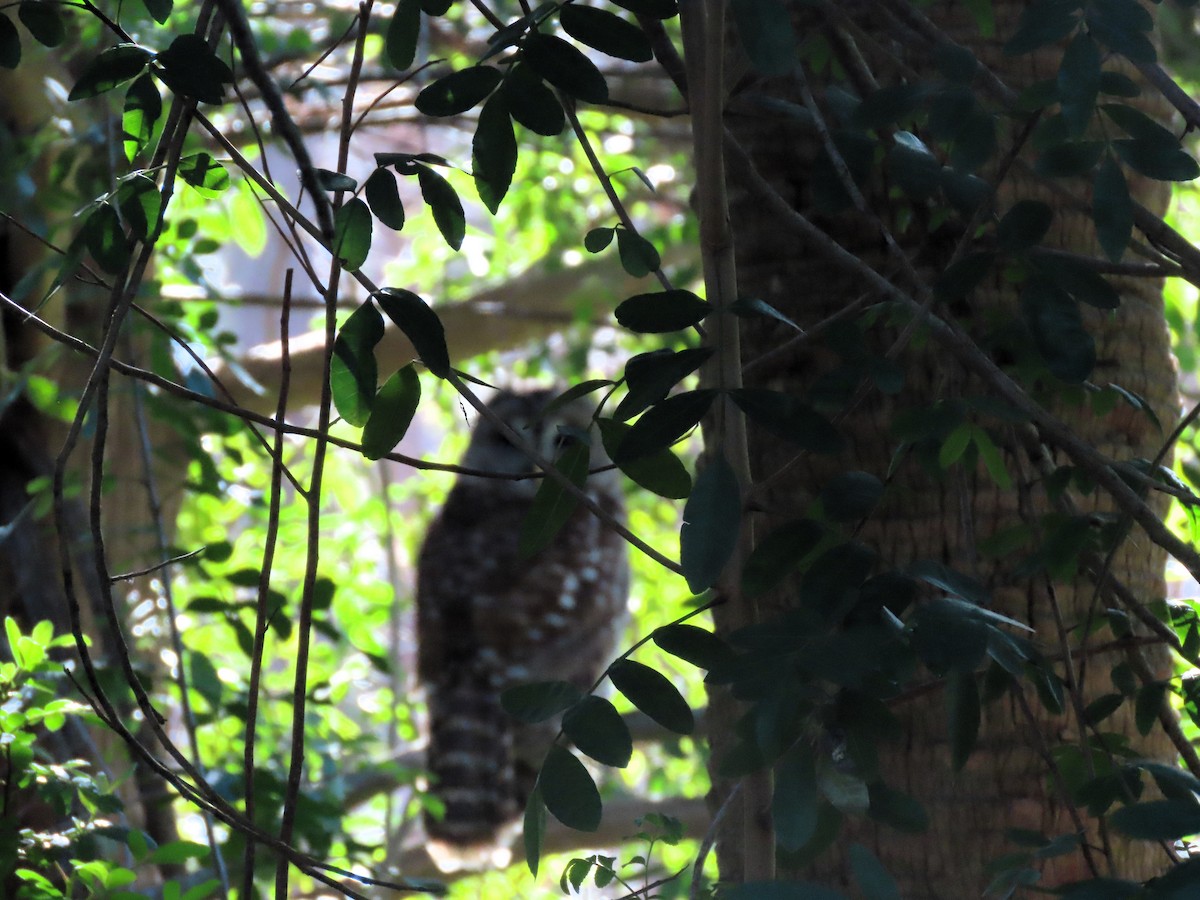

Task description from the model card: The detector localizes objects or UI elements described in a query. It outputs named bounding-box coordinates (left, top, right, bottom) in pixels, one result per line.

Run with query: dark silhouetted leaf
left=869, top=782, right=929, bottom=833
left=1110, top=799, right=1200, bottom=841
left=1113, top=139, right=1200, bottom=182
left=730, top=389, right=844, bottom=454
left=562, top=696, right=632, bottom=767
left=887, top=132, right=941, bottom=199
left=1031, top=251, right=1120, bottom=309
left=609, top=659, right=694, bottom=734
left=361, top=364, right=421, bottom=460
left=652, top=623, right=734, bottom=670
left=1004, top=0, right=1079, bottom=55
left=473, top=92, right=517, bottom=213
left=615, top=289, right=710, bottom=333
left=156, top=34, right=234, bottom=104
left=538, top=746, right=601, bottom=831
left=416, top=164, right=465, bottom=250
left=83, top=204, right=131, bottom=274
left=502, top=62, right=565, bottom=135
left=612, top=389, right=714, bottom=465
left=585, top=227, right=614, bottom=252
left=365, top=168, right=406, bottom=230
left=315, top=169, right=357, bottom=192
left=333, top=198, right=372, bottom=271
left=141, top=0, right=171, bottom=24
left=523, top=33, right=608, bottom=103
left=19, top=2, right=64, bottom=47
left=853, top=83, right=926, bottom=129
left=934, top=42, right=977, bottom=84
left=1134, top=681, right=1168, bottom=736
left=524, top=787, right=546, bottom=876
left=1093, top=155, right=1131, bottom=262
left=1035, top=141, right=1104, bottom=177
left=330, top=300, right=384, bottom=426
left=680, top=451, right=741, bottom=593
left=935, top=251, right=995, bottom=301
left=1057, top=32, right=1100, bottom=137
left=1020, top=276, right=1095, bottom=382
left=597, top=419, right=692, bottom=498
left=375, top=287, right=450, bottom=377
left=997, top=200, right=1053, bottom=253
left=774, top=745, right=818, bottom=852
left=69, top=44, right=153, bottom=100
left=615, top=347, right=713, bottom=420
left=518, top=440, right=589, bottom=558
left=616, top=228, right=660, bottom=277
left=560, top=5, right=652, bottom=62
left=742, top=518, right=823, bottom=598
left=502, top=680, right=583, bottom=723
left=730, top=0, right=797, bottom=75
left=416, top=66, right=503, bottom=116
left=0, top=15, right=18, bottom=69
left=609, top=0, right=677, bottom=18
left=386, top=0, right=420, bottom=69
left=122, top=74, right=161, bottom=162
left=820, top=471, right=883, bottom=522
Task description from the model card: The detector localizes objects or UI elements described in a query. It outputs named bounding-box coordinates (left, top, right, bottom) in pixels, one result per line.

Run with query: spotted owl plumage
left=416, top=389, right=629, bottom=867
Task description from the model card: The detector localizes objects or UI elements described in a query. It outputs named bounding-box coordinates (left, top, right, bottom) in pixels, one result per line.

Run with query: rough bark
left=708, top=0, right=1178, bottom=893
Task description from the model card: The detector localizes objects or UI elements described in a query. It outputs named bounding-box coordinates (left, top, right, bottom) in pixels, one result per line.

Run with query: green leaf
left=68, top=44, right=153, bottom=100
left=935, top=251, right=995, bottom=301
left=849, top=844, right=901, bottom=900
left=1109, top=799, right=1200, bottom=841
left=333, top=198, right=372, bottom=271
left=1093, top=156, right=1131, bottom=262
left=522, top=33, right=608, bottom=104
left=361, top=365, right=421, bottom=460
left=178, top=152, right=230, bottom=198
left=472, top=92, right=517, bottom=213
left=741, top=518, right=823, bottom=598
left=18, top=2, right=65, bottom=48
left=680, top=451, right=741, bottom=594
left=83, top=204, right=132, bottom=274
left=729, top=389, right=844, bottom=454
left=416, top=66, right=503, bottom=116
left=819, top=471, right=883, bottom=522
left=852, top=83, right=926, bottom=130
left=729, top=0, right=797, bottom=75
left=315, top=169, right=357, bottom=192
left=614, top=347, right=713, bottom=421
left=934, top=42, right=977, bottom=84
left=585, top=227, right=614, bottom=252
left=722, top=885, right=848, bottom=900
left=609, top=659, right=694, bottom=734
left=365, top=168, right=406, bottom=230
left=972, top=427, right=1012, bottom=490
left=518, top=440, right=589, bottom=558
left=818, top=759, right=870, bottom=813
left=1087, top=0, right=1155, bottom=62
left=330, top=300, right=385, bottom=426
left=868, top=782, right=929, bottom=833
left=597, top=419, right=692, bottom=498
left=1057, top=32, right=1100, bottom=137
left=415, top=164, right=465, bottom=250
left=122, top=74, right=161, bottom=163
left=117, top=174, right=163, bottom=241
left=1004, top=0, right=1080, bottom=56
left=560, top=5, right=652, bottom=62
left=1099, top=71, right=1140, bottom=98
left=608, top=0, right=677, bottom=18
left=386, top=0, right=420, bottom=70
left=774, top=745, right=818, bottom=852
left=615, top=228, right=661, bottom=277
left=524, top=787, right=546, bottom=876
left=946, top=671, right=980, bottom=770
left=908, top=598, right=990, bottom=673
left=615, top=289, right=710, bottom=333
left=562, top=696, right=632, bottom=767
left=155, top=34, right=234, bottom=104
left=375, top=287, right=450, bottom=377
left=1020, top=276, right=1095, bottom=382
left=1030, top=251, right=1120, bottom=309
left=997, top=200, right=1053, bottom=253
left=144, top=840, right=209, bottom=866
left=1100, top=103, right=1178, bottom=148
left=611, top=389, right=714, bottom=465
left=887, top=132, right=941, bottom=199
left=1134, top=681, right=1168, bottom=736
left=141, top=0, right=171, bottom=24
left=1035, top=140, right=1104, bottom=177
left=502, top=63, right=565, bottom=136
left=502, top=680, right=584, bottom=723
left=538, top=746, right=602, bottom=831
left=652, top=623, right=734, bottom=670
left=1113, top=139, right=1200, bottom=182
left=0, top=14, right=18, bottom=69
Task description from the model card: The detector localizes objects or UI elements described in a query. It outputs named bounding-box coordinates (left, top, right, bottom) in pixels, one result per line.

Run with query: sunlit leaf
left=361, top=365, right=421, bottom=460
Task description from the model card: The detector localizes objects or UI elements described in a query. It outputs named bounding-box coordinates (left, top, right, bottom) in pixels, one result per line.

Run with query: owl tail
left=424, top=677, right=523, bottom=871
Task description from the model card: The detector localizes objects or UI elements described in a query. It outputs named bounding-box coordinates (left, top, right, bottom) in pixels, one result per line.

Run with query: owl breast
left=415, top=391, right=629, bottom=867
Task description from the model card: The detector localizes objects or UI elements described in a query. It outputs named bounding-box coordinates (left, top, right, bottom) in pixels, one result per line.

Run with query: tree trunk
left=709, top=0, right=1178, bottom=893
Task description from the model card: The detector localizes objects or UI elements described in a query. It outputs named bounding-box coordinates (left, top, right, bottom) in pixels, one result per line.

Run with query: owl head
left=459, top=389, right=615, bottom=495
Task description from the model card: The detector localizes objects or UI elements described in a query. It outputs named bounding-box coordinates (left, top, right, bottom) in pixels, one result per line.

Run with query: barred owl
left=416, top=389, right=629, bottom=869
